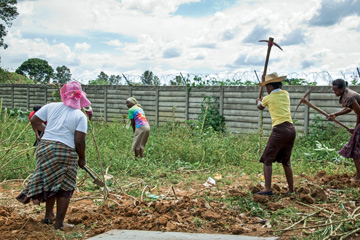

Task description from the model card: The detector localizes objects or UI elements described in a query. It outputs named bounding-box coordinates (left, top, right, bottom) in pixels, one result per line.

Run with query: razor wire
left=69, top=68, right=360, bottom=87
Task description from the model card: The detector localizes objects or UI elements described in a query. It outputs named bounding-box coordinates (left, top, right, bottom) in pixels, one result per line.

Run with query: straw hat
left=60, top=81, right=91, bottom=109
left=258, top=72, right=286, bottom=86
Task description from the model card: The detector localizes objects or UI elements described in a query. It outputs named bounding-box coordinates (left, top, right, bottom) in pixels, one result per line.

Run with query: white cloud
left=74, top=43, right=91, bottom=52
left=0, top=0, right=359, bottom=83
left=120, top=0, right=200, bottom=16
left=104, top=40, right=122, bottom=50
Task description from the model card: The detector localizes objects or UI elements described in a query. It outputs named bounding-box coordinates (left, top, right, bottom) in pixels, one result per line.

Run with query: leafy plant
left=307, top=113, right=339, bottom=142
left=228, top=193, right=265, bottom=218
left=49, top=84, right=62, bottom=102
left=304, top=140, right=343, bottom=163
left=283, top=78, right=317, bottom=86
left=7, top=108, right=30, bottom=122
left=197, top=96, right=225, bottom=132
left=0, top=67, right=33, bottom=84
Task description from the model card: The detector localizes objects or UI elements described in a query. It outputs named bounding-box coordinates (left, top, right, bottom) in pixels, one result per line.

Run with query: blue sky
left=1, top=0, right=360, bottom=84
left=173, top=0, right=238, bottom=17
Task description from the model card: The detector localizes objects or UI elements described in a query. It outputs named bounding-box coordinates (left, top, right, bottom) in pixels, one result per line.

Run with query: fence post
left=44, top=85, right=48, bottom=104
left=27, top=86, right=30, bottom=110
left=104, top=85, right=108, bottom=122
left=11, top=84, right=14, bottom=109
left=304, top=88, right=310, bottom=135
left=185, top=87, right=189, bottom=121
left=219, top=86, right=224, bottom=116
left=155, top=86, right=159, bottom=127
left=129, top=86, right=132, bottom=97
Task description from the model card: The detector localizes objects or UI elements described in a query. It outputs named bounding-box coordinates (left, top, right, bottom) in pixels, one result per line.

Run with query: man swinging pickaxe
left=258, top=37, right=283, bottom=98
left=257, top=37, right=283, bottom=153
left=294, top=88, right=350, bottom=132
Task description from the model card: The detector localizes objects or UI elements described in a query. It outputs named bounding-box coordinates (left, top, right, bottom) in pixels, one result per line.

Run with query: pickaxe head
left=292, top=87, right=315, bottom=120
left=259, top=38, right=283, bottom=51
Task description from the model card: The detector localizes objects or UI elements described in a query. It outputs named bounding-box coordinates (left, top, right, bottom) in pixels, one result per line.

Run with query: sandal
left=256, top=190, right=274, bottom=196
left=44, top=218, right=54, bottom=224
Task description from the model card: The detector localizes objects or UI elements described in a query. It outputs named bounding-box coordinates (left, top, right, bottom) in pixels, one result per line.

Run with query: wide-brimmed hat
left=60, top=81, right=91, bottom=109
left=258, top=72, right=286, bottom=86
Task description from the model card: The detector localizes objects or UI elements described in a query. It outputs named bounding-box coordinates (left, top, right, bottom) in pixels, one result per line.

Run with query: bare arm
left=131, top=119, right=136, bottom=133
left=75, top=131, right=86, bottom=168
left=328, top=107, right=351, bottom=120
left=30, top=115, right=46, bottom=140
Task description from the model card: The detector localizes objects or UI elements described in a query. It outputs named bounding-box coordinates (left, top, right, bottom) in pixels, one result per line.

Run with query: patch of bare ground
left=1, top=172, right=360, bottom=239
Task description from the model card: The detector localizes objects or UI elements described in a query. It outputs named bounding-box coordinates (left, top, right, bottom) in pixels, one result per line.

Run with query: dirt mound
left=320, top=173, right=360, bottom=189
left=2, top=172, right=360, bottom=239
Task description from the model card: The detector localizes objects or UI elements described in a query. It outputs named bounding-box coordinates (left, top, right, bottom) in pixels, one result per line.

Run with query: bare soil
left=1, top=171, right=360, bottom=239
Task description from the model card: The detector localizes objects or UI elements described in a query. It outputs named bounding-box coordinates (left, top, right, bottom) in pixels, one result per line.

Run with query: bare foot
left=350, top=177, right=360, bottom=182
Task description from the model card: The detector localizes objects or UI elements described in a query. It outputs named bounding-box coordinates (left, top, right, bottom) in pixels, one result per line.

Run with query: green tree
left=283, top=78, right=317, bottom=86
left=141, top=70, right=159, bottom=85
left=15, top=58, right=54, bottom=83
left=97, top=71, right=109, bottom=82
left=89, top=71, right=112, bottom=85
left=170, top=75, right=184, bottom=86
left=54, top=65, right=72, bottom=84
left=108, top=74, right=122, bottom=85
left=0, top=0, right=19, bottom=50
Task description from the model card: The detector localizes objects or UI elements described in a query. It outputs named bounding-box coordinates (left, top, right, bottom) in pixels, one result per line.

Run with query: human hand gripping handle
left=256, top=98, right=264, bottom=110
left=327, top=113, right=337, bottom=121
left=78, top=157, right=86, bottom=169
left=348, top=128, right=355, bottom=134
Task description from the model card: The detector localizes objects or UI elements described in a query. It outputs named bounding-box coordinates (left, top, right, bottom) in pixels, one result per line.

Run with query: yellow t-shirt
left=262, top=90, right=293, bottom=127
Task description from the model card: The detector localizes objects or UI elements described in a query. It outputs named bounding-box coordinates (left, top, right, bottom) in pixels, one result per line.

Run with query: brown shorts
left=131, top=125, right=150, bottom=151
left=260, top=121, right=296, bottom=166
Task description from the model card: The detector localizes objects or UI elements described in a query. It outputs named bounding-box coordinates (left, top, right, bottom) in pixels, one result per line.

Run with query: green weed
left=0, top=107, right=355, bottom=188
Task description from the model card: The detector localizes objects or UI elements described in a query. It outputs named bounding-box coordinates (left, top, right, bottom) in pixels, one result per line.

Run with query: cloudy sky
left=0, top=0, right=360, bottom=84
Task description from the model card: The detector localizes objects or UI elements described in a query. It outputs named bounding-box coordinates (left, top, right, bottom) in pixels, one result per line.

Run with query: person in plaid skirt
left=328, top=79, right=360, bottom=182
left=17, top=81, right=91, bottom=230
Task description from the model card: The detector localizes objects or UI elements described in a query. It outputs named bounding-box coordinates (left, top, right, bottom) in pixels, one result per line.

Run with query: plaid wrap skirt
left=16, top=140, right=78, bottom=204
left=338, top=124, right=360, bottom=159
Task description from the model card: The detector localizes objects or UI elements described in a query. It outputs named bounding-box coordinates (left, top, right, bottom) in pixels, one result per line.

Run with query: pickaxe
left=292, top=87, right=315, bottom=120
left=84, top=166, right=105, bottom=187
left=258, top=37, right=283, bottom=99
left=295, top=89, right=350, bottom=131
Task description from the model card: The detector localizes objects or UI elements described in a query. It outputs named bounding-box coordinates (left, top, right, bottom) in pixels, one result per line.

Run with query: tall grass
left=0, top=111, right=354, bottom=183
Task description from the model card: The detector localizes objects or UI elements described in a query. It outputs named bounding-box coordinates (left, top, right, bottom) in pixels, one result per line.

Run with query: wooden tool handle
left=83, top=166, right=97, bottom=180
left=258, top=38, right=274, bottom=99
left=303, top=99, right=349, bottom=130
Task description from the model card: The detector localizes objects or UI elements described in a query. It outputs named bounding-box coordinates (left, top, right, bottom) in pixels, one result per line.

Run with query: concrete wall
left=1, top=84, right=358, bottom=133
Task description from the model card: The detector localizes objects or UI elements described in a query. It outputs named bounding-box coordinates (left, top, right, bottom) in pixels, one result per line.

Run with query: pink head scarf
left=60, top=81, right=91, bottom=109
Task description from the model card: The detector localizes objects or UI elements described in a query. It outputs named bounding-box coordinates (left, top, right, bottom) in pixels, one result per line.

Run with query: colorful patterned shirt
left=128, top=105, right=149, bottom=128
